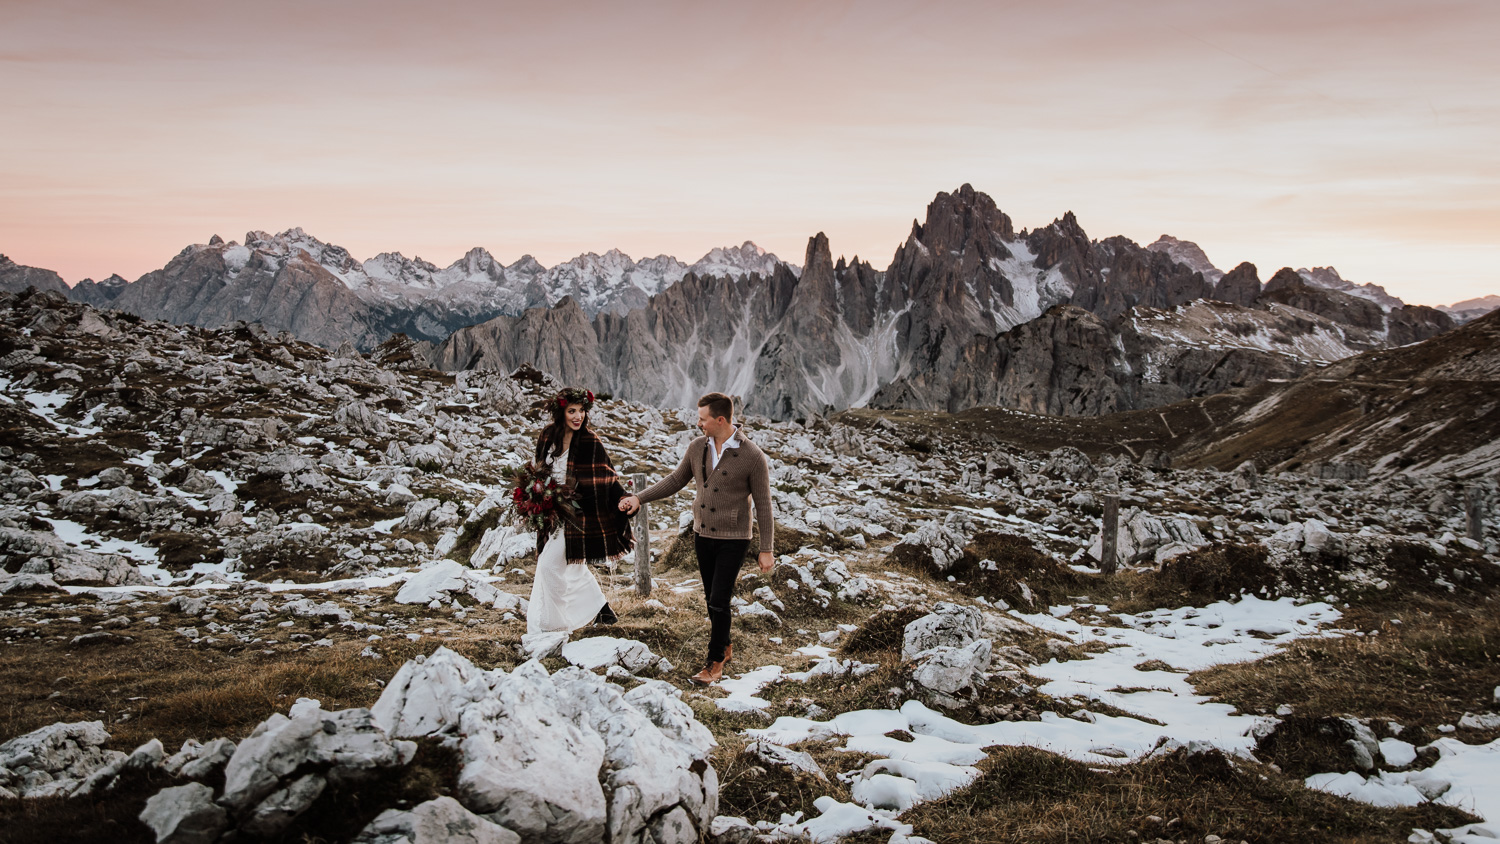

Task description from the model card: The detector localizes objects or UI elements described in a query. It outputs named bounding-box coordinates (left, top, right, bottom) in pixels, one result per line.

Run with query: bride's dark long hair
left=534, top=387, right=594, bottom=463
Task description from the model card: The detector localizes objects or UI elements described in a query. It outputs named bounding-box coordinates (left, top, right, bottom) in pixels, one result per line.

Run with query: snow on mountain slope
left=1130, top=299, right=1372, bottom=383
left=227, top=229, right=793, bottom=318
left=984, top=237, right=1074, bottom=332
left=1296, top=266, right=1404, bottom=310
left=1146, top=235, right=1224, bottom=284
left=690, top=241, right=799, bottom=280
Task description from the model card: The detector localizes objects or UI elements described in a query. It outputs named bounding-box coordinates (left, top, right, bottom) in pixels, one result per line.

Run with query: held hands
left=758, top=551, right=774, bottom=574
left=618, top=494, right=641, bottom=515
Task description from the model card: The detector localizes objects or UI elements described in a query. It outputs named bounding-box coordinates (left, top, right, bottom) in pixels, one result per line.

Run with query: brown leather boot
left=723, top=642, right=733, bottom=665
left=689, top=659, right=724, bottom=686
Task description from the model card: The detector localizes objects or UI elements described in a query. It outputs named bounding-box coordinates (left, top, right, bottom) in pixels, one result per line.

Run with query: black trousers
left=695, top=534, right=750, bottom=663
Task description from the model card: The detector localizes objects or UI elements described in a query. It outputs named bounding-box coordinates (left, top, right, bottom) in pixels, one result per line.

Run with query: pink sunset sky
left=2, top=0, right=1496, bottom=306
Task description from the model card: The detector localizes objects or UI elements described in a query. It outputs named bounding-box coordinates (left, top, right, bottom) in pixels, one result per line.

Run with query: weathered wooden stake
left=631, top=472, right=652, bottom=597
left=1465, top=485, right=1486, bottom=543
left=1101, top=493, right=1120, bottom=575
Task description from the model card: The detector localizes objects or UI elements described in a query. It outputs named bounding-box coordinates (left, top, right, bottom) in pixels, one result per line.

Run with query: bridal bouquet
left=506, top=461, right=578, bottom=536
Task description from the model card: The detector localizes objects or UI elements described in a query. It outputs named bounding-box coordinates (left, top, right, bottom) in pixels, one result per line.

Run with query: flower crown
left=557, top=387, right=594, bottom=409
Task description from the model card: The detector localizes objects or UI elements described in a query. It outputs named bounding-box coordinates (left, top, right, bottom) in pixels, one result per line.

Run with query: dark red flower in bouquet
left=505, top=461, right=578, bottom=536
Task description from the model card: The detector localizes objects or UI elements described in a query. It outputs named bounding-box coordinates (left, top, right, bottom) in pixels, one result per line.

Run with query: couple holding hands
left=526, top=389, right=774, bottom=686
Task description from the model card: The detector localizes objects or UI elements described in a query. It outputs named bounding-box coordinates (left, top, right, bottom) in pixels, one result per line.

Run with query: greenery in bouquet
left=507, top=461, right=579, bottom=536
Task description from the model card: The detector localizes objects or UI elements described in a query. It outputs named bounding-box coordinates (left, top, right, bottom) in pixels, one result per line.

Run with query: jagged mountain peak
left=1147, top=235, right=1224, bottom=283
left=1048, top=211, right=1087, bottom=240
left=916, top=184, right=1017, bottom=248
left=687, top=240, right=795, bottom=280
left=1440, top=294, right=1500, bottom=319
left=1295, top=266, right=1404, bottom=310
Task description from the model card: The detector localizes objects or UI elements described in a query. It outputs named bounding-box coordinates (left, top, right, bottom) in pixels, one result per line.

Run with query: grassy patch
left=1103, top=543, right=1280, bottom=613
left=940, top=531, right=1088, bottom=609
left=0, top=601, right=520, bottom=753
left=715, top=734, right=874, bottom=824
left=1193, top=596, right=1500, bottom=734
left=885, top=746, right=1479, bottom=844
left=840, top=606, right=928, bottom=658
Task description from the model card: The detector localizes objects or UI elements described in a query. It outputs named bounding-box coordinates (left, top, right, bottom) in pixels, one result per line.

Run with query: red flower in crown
left=556, top=388, right=594, bottom=409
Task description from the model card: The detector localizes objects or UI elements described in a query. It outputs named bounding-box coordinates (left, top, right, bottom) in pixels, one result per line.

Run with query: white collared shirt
left=709, top=427, right=740, bottom=470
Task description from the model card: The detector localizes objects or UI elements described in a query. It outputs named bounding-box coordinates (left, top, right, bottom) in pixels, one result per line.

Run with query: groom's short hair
left=698, top=392, right=734, bottom=421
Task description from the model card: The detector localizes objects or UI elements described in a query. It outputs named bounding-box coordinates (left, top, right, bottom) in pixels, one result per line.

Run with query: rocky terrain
left=1, top=289, right=1498, bottom=843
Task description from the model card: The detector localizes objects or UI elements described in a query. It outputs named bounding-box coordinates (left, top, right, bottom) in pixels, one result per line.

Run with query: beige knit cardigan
left=636, top=430, right=775, bottom=542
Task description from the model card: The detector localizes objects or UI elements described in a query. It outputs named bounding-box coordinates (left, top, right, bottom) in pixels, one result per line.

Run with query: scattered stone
left=138, top=782, right=229, bottom=844
left=352, top=796, right=520, bottom=844
left=901, top=602, right=982, bottom=662
left=0, top=721, right=126, bottom=798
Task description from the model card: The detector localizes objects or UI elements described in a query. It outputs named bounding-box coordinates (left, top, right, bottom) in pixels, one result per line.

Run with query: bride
left=527, top=387, right=633, bottom=634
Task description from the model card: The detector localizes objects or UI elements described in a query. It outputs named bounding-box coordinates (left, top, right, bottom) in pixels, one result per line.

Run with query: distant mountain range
left=0, top=234, right=795, bottom=349
left=431, top=185, right=1460, bottom=418
left=0, top=185, right=1492, bottom=419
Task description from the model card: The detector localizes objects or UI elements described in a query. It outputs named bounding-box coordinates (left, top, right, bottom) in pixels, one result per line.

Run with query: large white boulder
left=353, top=796, right=519, bottom=844
left=455, top=662, right=611, bottom=843
left=901, top=603, right=983, bottom=663
left=470, top=524, right=535, bottom=569
left=892, top=521, right=968, bottom=573
left=561, top=636, right=660, bottom=673
left=138, top=782, right=229, bottom=844
left=219, top=701, right=416, bottom=835
left=372, top=648, right=492, bottom=738
left=908, top=639, right=993, bottom=708
left=1089, top=508, right=1207, bottom=565
left=0, top=720, right=126, bottom=798
left=373, top=651, right=718, bottom=844
left=396, top=559, right=497, bottom=606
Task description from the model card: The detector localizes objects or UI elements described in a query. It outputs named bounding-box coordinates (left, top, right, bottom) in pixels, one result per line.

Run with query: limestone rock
left=0, top=720, right=126, bottom=798
left=353, top=796, right=520, bottom=844
left=745, top=740, right=826, bottom=781
left=890, top=521, right=968, bottom=574
left=518, top=631, right=568, bottom=661
left=561, top=636, right=660, bottom=673
left=908, top=639, right=993, bottom=707
left=374, top=651, right=717, bottom=844
left=372, top=647, right=490, bottom=738
left=164, top=737, right=236, bottom=780
left=138, top=782, right=229, bottom=844
left=902, top=603, right=983, bottom=662
left=219, top=702, right=414, bottom=831
left=395, top=559, right=495, bottom=606
left=5, top=526, right=150, bottom=587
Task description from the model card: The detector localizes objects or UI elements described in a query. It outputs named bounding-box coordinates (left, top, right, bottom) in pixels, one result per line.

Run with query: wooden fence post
left=631, top=472, right=652, bottom=597
left=1465, top=485, right=1486, bottom=543
left=1100, top=493, right=1120, bottom=575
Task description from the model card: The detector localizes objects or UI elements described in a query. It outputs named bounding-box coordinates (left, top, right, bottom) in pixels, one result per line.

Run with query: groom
left=619, top=392, right=774, bottom=685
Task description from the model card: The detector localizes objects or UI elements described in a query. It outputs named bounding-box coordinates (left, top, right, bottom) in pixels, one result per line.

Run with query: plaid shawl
left=536, top=428, right=634, bottom=565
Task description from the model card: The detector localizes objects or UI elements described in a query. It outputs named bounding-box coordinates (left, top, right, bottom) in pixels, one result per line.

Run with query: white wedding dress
left=527, top=454, right=608, bottom=634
